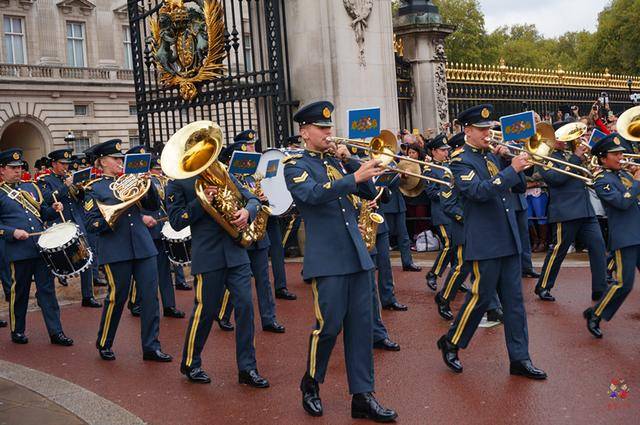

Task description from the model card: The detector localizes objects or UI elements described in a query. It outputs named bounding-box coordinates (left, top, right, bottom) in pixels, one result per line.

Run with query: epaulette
left=36, top=174, right=48, bottom=181
left=450, top=147, right=464, bottom=158
left=82, top=177, right=103, bottom=190
left=592, top=169, right=605, bottom=180
left=282, top=154, right=302, bottom=165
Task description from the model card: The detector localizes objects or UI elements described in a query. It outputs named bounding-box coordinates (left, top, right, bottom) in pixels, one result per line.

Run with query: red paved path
left=0, top=263, right=638, bottom=424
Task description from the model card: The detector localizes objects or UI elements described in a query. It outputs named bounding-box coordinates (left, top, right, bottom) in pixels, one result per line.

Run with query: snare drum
left=161, top=222, right=192, bottom=266
left=256, top=149, right=294, bottom=216
left=37, top=222, right=93, bottom=278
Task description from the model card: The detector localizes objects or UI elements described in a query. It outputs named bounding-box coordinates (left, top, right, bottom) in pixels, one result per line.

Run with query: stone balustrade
left=0, top=63, right=134, bottom=82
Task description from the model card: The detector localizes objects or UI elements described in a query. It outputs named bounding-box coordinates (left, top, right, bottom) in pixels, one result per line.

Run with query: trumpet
left=488, top=123, right=593, bottom=184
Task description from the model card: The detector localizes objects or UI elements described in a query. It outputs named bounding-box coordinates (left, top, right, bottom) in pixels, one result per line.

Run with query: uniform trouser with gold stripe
left=446, top=254, right=530, bottom=362
left=593, top=245, right=639, bottom=321
left=536, top=217, right=607, bottom=293
left=9, top=258, right=62, bottom=335
left=439, top=245, right=471, bottom=302
left=431, top=224, right=452, bottom=277
left=370, top=254, right=389, bottom=343
left=181, top=264, right=256, bottom=372
left=375, top=231, right=398, bottom=306
left=267, top=217, right=288, bottom=291
left=96, top=257, right=161, bottom=352
left=307, top=271, right=374, bottom=395
left=129, top=241, right=177, bottom=310
left=217, top=248, right=277, bottom=328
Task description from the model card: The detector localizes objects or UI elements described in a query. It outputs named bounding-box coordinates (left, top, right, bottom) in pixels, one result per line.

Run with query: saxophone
left=358, top=188, right=385, bottom=252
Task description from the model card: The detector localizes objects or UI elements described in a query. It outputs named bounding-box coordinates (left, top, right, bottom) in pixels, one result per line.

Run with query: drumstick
left=157, top=216, right=169, bottom=223
left=52, top=192, right=66, bottom=223
left=29, top=231, right=45, bottom=237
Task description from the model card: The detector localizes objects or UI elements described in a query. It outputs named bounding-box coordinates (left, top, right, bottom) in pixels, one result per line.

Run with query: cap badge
left=241, top=144, right=247, bottom=151
left=614, top=137, right=621, bottom=145
left=481, top=108, right=490, bottom=119
left=140, top=148, right=145, bottom=153
left=248, top=132, right=254, bottom=140
left=322, top=107, right=331, bottom=119
left=115, top=142, right=122, bottom=150
left=64, top=151, right=70, bottom=158
left=12, top=152, right=20, bottom=160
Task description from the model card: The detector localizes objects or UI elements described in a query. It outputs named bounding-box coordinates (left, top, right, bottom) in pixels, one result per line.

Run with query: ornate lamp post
left=64, top=130, right=75, bottom=148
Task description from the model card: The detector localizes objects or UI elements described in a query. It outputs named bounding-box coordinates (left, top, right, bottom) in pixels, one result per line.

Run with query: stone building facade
left=0, top=0, right=137, bottom=167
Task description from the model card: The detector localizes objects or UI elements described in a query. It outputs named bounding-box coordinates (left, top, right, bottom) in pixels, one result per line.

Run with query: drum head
left=37, top=222, right=78, bottom=249
left=161, top=222, right=191, bottom=240
left=257, top=149, right=294, bottom=216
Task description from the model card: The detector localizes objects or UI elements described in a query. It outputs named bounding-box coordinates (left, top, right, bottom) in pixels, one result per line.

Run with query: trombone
left=488, top=122, right=593, bottom=184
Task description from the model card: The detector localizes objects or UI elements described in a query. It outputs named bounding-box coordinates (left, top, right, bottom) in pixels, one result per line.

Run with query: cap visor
left=313, top=121, right=334, bottom=128
left=472, top=121, right=494, bottom=128
left=608, top=146, right=627, bottom=153
left=6, top=161, right=23, bottom=167
left=59, top=159, right=73, bottom=164
left=109, top=153, right=125, bottom=158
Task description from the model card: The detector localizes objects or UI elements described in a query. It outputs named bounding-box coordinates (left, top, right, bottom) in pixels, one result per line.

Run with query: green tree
left=433, top=0, right=489, bottom=64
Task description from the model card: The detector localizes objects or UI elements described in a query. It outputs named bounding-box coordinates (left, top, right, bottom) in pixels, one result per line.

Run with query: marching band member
left=584, top=134, right=640, bottom=337
left=127, top=146, right=185, bottom=319
left=165, top=129, right=269, bottom=387
left=216, top=132, right=285, bottom=334
left=434, top=133, right=470, bottom=320
left=436, top=105, right=546, bottom=379
left=284, top=101, right=397, bottom=421
left=0, top=148, right=72, bottom=345
left=424, top=134, right=453, bottom=290
left=84, top=139, right=171, bottom=362
left=534, top=125, right=607, bottom=302
left=37, top=148, right=101, bottom=308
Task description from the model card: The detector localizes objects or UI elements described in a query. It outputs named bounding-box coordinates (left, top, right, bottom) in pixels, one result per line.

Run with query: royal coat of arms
left=148, top=0, right=226, bottom=101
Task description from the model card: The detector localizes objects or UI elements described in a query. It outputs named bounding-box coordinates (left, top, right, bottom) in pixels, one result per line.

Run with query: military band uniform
left=374, top=211, right=401, bottom=308
left=379, top=176, right=417, bottom=270
left=0, top=149, right=69, bottom=344
left=37, top=149, right=96, bottom=303
left=84, top=141, right=166, bottom=360
left=166, top=173, right=266, bottom=384
left=424, top=159, right=453, bottom=287
left=584, top=135, right=640, bottom=336
left=216, top=174, right=282, bottom=332
left=534, top=150, right=607, bottom=300
left=284, top=148, right=378, bottom=393
left=267, top=216, right=296, bottom=299
left=0, top=239, right=10, bottom=300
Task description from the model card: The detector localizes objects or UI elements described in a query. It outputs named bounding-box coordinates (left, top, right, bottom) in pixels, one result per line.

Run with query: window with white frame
left=123, top=26, right=132, bottom=69
left=66, top=22, right=86, bottom=67
left=130, top=136, right=139, bottom=146
left=243, top=33, right=253, bottom=73
left=74, top=137, right=90, bottom=153
left=74, top=104, right=88, bottom=116
left=3, top=16, right=26, bottom=64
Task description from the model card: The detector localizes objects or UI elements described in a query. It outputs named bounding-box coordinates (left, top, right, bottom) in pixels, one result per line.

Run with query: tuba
left=618, top=105, right=640, bottom=142
left=161, top=121, right=270, bottom=247
left=97, top=172, right=152, bottom=228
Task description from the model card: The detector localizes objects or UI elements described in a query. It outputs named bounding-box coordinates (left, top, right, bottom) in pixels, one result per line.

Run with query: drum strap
left=0, top=184, right=41, bottom=220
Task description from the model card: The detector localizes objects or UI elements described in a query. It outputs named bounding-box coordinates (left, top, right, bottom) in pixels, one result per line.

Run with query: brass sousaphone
left=161, top=121, right=271, bottom=247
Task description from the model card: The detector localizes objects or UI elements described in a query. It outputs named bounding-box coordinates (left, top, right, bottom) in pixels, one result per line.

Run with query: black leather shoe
left=522, top=269, right=541, bottom=278
left=425, top=271, right=437, bottom=290
left=437, top=335, right=462, bottom=373
left=57, top=277, right=68, bottom=287
left=434, top=293, right=454, bottom=321
left=0, top=319, right=7, bottom=328
left=583, top=308, right=603, bottom=338
left=50, top=332, right=73, bottom=346
left=591, top=290, right=604, bottom=301
left=351, top=392, right=398, bottom=422
left=175, top=282, right=192, bottom=291
left=163, top=307, right=185, bottom=318
left=535, top=287, right=555, bottom=302
left=263, top=321, right=286, bottom=333
left=285, top=246, right=301, bottom=258
left=82, top=297, right=102, bottom=308
left=98, top=348, right=115, bottom=361
left=486, top=308, right=503, bottom=323
left=130, top=305, right=141, bottom=317
left=275, top=288, right=297, bottom=300
left=374, top=338, right=400, bottom=351
left=382, top=301, right=408, bottom=311
left=510, top=359, right=547, bottom=380
left=402, top=263, right=422, bottom=272
left=300, top=374, right=322, bottom=417
left=239, top=369, right=269, bottom=388
left=180, top=364, right=211, bottom=383
left=143, top=349, right=173, bottom=362
left=11, top=332, right=28, bottom=344
left=217, top=319, right=234, bottom=331
left=93, top=277, right=107, bottom=287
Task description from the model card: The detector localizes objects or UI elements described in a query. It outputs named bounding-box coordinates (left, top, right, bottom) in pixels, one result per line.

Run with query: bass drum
left=256, top=149, right=294, bottom=216
left=161, top=222, right=192, bottom=266
left=37, top=222, right=93, bottom=278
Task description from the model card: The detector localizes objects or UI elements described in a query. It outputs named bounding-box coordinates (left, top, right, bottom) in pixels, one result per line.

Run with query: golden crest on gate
left=148, top=0, right=227, bottom=101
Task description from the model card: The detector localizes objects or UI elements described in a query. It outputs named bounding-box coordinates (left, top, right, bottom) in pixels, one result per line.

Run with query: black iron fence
left=127, top=0, right=294, bottom=153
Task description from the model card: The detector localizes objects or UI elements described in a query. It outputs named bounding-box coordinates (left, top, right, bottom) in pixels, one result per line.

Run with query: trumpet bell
left=527, top=122, right=557, bottom=158
left=369, top=129, right=398, bottom=167
left=617, top=105, right=640, bottom=142
left=161, top=121, right=223, bottom=179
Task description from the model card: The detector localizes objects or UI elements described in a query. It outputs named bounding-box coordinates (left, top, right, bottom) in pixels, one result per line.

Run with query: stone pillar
left=285, top=0, right=399, bottom=136
left=394, top=1, right=454, bottom=132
